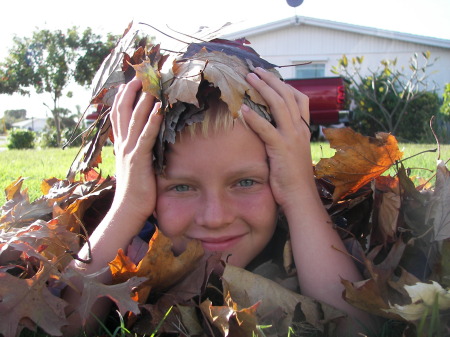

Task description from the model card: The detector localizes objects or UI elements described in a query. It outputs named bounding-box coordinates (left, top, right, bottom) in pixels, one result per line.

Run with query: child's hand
left=110, top=78, right=164, bottom=224
left=242, top=68, right=314, bottom=210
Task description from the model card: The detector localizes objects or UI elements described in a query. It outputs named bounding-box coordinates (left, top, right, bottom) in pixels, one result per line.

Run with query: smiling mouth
left=198, top=235, right=245, bottom=251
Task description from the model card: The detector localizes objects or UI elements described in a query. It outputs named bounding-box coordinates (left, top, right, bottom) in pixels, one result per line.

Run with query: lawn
left=0, top=142, right=449, bottom=206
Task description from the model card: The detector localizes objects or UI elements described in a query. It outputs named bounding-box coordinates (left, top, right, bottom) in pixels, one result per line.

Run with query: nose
left=195, top=191, right=234, bottom=229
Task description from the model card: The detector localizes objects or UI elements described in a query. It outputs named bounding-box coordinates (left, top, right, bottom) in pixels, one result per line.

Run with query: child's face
left=155, top=121, right=278, bottom=268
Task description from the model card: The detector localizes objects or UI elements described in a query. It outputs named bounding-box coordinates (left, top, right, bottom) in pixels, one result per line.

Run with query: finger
left=116, top=78, right=143, bottom=140
left=240, top=104, right=279, bottom=147
left=135, top=102, right=164, bottom=154
left=254, top=68, right=299, bottom=115
left=247, top=69, right=298, bottom=129
left=127, top=92, right=156, bottom=146
left=289, top=85, right=311, bottom=127
left=110, top=83, right=127, bottom=141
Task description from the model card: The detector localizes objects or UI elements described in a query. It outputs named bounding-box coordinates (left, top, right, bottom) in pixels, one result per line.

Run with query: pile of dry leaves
left=1, top=22, right=449, bottom=337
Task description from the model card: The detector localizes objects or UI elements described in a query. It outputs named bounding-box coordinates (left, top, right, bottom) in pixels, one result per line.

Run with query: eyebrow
left=163, top=162, right=269, bottom=181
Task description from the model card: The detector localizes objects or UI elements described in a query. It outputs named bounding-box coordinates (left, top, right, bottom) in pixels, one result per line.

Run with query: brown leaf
left=372, top=176, right=401, bottom=245
left=428, top=160, right=450, bottom=241
left=164, top=58, right=204, bottom=107
left=315, top=128, right=403, bottom=202
left=62, top=267, right=147, bottom=325
left=176, top=304, right=204, bottom=335
left=90, top=21, right=137, bottom=105
left=109, top=228, right=204, bottom=302
left=221, top=264, right=343, bottom=335
left=168, top=49, right=269, bottom=117
left=66, top=116, right=112, bottom=181
left=199, top=292, right=261, bottom=337
left=341, top=240, right=421, bottom=320
left=0, top=264, right=67, bottom=337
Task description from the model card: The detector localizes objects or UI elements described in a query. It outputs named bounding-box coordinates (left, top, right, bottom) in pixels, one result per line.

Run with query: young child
left=67, top=65, right=372, bottom=334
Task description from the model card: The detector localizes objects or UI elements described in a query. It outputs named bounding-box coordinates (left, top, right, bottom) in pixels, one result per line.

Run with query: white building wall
left=232, top=24, right=450, bottom=93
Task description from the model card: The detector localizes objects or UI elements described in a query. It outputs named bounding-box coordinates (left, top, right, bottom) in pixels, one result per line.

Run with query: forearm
left=282, top=184, right=369, bottom=323
left=62, top=204, right=147, bottom=336
left=71, top=203, right=146, bottom=277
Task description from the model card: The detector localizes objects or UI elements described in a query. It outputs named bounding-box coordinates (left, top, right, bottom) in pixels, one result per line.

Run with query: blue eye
left=174, top=185, right=190, bottom=192
left=238, top=179, right=255, bottom=187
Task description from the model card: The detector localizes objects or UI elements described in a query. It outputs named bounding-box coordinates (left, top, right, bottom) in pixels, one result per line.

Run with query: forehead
left=164, top=121, right=267, bottom=170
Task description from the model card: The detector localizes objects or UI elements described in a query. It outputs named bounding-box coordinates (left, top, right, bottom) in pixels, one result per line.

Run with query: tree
left=332, top=52, right=436, bottom=137
left=4, top=109, right=27, bottom=120
left=0, top=27, right=117, bottom=146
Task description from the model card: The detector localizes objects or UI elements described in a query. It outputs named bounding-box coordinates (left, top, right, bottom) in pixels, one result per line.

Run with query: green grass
left=0, top=146, right=116, bottom=205
left=0, top=143, right=449, bottom=206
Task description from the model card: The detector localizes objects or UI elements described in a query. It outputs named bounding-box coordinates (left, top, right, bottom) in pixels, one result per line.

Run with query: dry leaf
left=221, top=264, right=343, bottom=335
left=200, top=291, right=261, bottom=337
left=76, top=273, right=146, bottom=325
left=0, top=264, right=67, bottom=337
left=109, top=227, right=204, bottom=302
left=383, top=281, right=450, bottom=321
left=315, top=127, right=403, bottom=202
left=373, top=176, right=401, bottom=244
left=428, top=160, right=450, bottom=241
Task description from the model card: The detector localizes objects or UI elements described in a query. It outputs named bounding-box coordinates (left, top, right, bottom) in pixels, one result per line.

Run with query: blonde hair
left=183, top=97, right=245, bottom=139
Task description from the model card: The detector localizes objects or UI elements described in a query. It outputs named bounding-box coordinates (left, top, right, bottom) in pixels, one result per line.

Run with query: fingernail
left=247, top=72, right=260, bottom=81
left=240, top=104, right=250, bottom=112
left=256, top=67, right=267, bottom=72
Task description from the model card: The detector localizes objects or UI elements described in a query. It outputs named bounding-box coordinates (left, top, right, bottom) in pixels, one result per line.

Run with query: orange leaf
left=4, top=177, right=26, bottom=201
left=109, top=228, right=204, bottom=302
left=315, top=128, right=403, bottom=202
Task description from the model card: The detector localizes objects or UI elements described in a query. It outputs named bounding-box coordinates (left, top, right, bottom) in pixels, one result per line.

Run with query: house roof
left=222, top=16, right=450, bottom=49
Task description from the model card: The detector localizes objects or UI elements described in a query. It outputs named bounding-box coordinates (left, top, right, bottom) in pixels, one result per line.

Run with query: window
left=295, top=63, right=325, bottom=78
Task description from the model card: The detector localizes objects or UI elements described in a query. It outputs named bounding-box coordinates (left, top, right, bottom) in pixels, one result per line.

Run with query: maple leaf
left=164, top=58, right=204, bottom=107
left=166, top=48, right=270, bottom=118
left=0, top=264, right=67, bottom=337
left=315, top=127, right=403, bottom=202
left=131, top=44, right=168, bottom=101
left=109, top=227, right=204, bottom=302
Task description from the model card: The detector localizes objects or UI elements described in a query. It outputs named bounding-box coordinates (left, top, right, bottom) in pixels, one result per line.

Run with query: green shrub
left=349, top=88, right=444, bottom=143
left=438, top=83, right=450, bottom=143
left=7, top=129, right=35, bottom=149
left=39, top=129, right=59, bottom=148
left=396, top=91, right=442, bottom=143
left=39, top=127, right=86, bottom=148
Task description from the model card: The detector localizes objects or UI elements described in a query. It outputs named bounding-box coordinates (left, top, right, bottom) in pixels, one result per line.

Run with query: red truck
left=285, top=76, right=351, bottom=138
left=86, top=77, right=351, bottom=138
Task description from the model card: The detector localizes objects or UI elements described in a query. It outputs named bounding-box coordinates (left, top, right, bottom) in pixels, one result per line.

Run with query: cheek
left=155, top=198, right=194, bottom=237
left=239, top=189, right=278, bottom=229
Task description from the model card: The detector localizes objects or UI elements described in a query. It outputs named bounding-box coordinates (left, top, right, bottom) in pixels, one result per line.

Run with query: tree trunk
left=53, top=99, right=61, bottom=147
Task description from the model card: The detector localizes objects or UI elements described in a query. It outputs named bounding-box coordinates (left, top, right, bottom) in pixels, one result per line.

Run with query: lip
left=196, top=234, right=246, bottom=251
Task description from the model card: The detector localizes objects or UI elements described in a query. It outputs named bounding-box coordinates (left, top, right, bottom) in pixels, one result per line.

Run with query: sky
left=1, top=0, right=449, bottom=118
